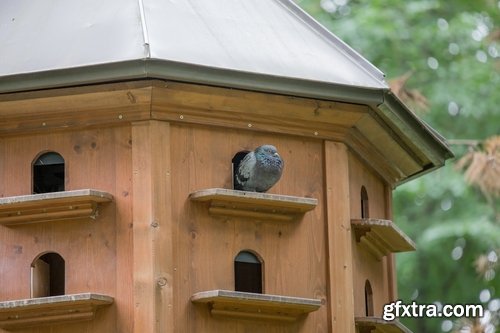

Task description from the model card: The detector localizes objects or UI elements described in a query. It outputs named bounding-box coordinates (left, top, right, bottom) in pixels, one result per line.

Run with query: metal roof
left=0, top=0, right=386, bottom=93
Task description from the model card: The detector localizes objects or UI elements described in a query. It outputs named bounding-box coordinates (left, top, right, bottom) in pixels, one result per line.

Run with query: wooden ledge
left=0, top=293, right=114, bottom=330
left=191, top=290, right=321, bottom=322
left=351, top=219, right=416, bottom=260
left=189, top=188, right=317, bottom=221
left=0, top=189, right=113, bottom=226
left=355, top=317, right=413, bottom=333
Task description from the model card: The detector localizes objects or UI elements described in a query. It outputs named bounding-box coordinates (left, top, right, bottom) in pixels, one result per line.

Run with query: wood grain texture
left=150, top=81, right=359, bottom=145
left=384, top=185, right=398, bottom=302
left=345, top=129, right=403, bottom=185
left=151, top=81, right=367, bottom=128
left=355, top=115, right=422, bottom=176
left=170, top=124, right=328, bottom=332
left=0, top=82, right=152, bottom=136
left=348, top=153, right=392, bottom=319
left=324, top=141, right=355, bottom=333
left=0, top=126, right=134, bottom=333
left=0, top=190, right=112, bottom=226
left=190, top=188, right=317, bottom=221
left=131, top=121, right=174, bottom=333
left=351, top=219, right=416, bottom=256
left=355, top=316, right=413, bottom=333
left=191, top=290, right=321, bottom=322
left=0, top=293, right=113, bottom=330
left=113, top=125, right=134, bottom=333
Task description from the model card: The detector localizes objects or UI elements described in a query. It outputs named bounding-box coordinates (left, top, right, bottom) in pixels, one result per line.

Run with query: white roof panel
left=0, top=0, right=145, bottom=76
left=0, top=0, right=387, bottom=90
left=146, top=0, right=385, bottom=88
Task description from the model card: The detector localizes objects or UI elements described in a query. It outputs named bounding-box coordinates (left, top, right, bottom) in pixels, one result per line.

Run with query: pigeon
left=234, top=145, right=284, bottom=192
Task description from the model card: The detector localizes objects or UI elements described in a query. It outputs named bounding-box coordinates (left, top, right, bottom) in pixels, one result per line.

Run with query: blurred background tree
left=296, top=0, right=500, bottom=332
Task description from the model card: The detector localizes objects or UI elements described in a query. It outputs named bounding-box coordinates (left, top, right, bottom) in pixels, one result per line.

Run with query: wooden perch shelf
left=355, top=317, right=413, bottom=333
left=189, top=188, right=317, bottom=221
left=191, top=290, right=321, bottom=322
left=351, top=219, right=416, bottom=260
left=0, top=189, right=113, bottom=226
left=0, top=293, right=113, bottom=330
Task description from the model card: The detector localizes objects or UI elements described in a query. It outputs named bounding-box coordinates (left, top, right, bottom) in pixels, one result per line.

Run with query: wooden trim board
left=351, top=219, right=416, bottom=260
left=0, top=189, right=113, bottom=225
left=189, top=188, right=317, bottom=221
left=131, top=120, right=174, bottom=333
left=324, top=141, right=355, bottom=333
left=0, top=293, right=113, bottom=330
left=355, top=316, right=413, bottom=333
left=191, top=290, right=321, bottom=322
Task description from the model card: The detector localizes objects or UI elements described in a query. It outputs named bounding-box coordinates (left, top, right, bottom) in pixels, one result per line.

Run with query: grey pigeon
left=234, top=145, right=284, bottom=192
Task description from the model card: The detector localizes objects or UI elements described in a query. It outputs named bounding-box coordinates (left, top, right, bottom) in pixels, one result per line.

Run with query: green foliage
left=297, top=0, right=500, bottom=331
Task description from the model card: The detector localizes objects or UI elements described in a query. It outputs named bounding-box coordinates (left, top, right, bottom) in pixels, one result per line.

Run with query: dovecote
left=0, top=1, right=452, bottom=332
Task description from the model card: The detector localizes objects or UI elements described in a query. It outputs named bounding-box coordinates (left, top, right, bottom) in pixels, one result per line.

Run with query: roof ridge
left=138, top=0, right=151, bottom=58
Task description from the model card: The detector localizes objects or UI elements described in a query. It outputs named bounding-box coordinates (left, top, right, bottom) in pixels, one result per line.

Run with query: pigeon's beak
left=273, top=152, right=279, bottom=157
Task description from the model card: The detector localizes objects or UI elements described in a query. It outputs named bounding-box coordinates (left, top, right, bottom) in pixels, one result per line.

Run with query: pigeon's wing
left=235, top=152, right=255, bottom=188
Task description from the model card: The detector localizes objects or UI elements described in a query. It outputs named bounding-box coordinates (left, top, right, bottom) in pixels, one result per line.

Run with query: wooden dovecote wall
left=0, top=80, right=452, bottom=333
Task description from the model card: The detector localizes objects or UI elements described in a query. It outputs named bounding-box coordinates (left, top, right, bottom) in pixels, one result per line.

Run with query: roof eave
left=377, top=92, right=454, bottom=186
left=0, top=59, right=385, bottom=106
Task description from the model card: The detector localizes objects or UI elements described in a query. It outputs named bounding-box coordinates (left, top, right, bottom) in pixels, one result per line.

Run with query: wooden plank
left=191, top=290, right=321, bottom=322
left=113, top=125, right=135, bottom=333
left=355, top=115, right=422, bottom=177
left=189, top=188, right=317, bottom=221
left=153, top=104, right=349, bottom=142
left=359, top=236, right=386, bottom=261
left=0, top=293, right=113, bottom=311
left=132, top=121, right=156, bottom=333
left=152, top=82, right=367, bottom=127
left=355, top=316, right=414, bottom=333
left=0, top=189, right=113, bottom=226
left=346, top=128, right=403, bottom=186
left=191, top=290, right=322, bottom=309
left=190, top=188, right=317, bottom=210
left=351, top=219, right=416, bottom=253
left=151, top=81, right=362, bottom=143
left=0, top=83, right=152, bottom=135
left=0, top=189, right=112, bottom=207
left=0, top=293, right=113, bottom=330
left=132, top=120, right=173, bottom=333
left=0, top=80, right=153, bottom=103
left=2, top=312, right=94, bottom=330
left=150, top=121, right=174, bottom=333
left=324, top=141, right=355, bottom=333
left=384, top=184, right=398, bottom=301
